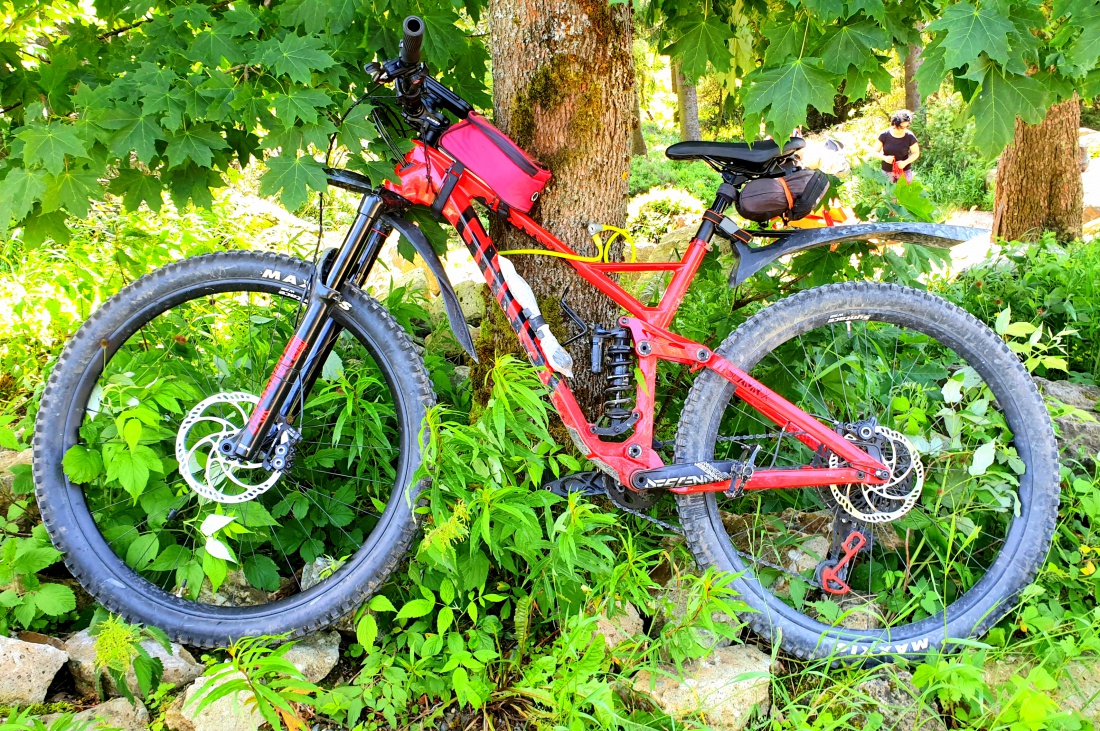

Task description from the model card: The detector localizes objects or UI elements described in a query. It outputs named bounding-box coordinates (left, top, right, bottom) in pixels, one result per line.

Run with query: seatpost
left=693, top=182, right=738, bottom=246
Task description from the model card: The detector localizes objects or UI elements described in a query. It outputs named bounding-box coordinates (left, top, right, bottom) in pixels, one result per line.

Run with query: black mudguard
left=381, top=213, right=477, bottom=361
left=728, top=222, right=988, bottom=286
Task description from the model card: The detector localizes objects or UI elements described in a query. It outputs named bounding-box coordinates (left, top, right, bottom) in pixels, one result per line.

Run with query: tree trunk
left=904, top=44, right=922, bottom=112
left=993, top=96, right=1083, bottom=243
left=482, top=0, right=635, bottom=415
left=632, top=90, right=647, bottom=156
left=672, top=59, right=700, bottom=141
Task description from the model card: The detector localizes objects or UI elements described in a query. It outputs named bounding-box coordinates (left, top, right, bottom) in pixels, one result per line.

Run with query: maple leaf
left=104, top=107, right=165, bottom=164
left=817, top=21, right=889, bottom=74
left=164, top=125, right=229, bottom=169
left=260, top=154, right=327, bottom=210
left=41, top=169, right=101, bottom=218
left=743, top=58, right=838, bottom=140
left=970, top=64, right=1049, bottom=152
left=16, top=123, right=87, bottom=175
left=662, top=16, right=733, bottom=82
left=109, top=168, right=165, bottom=212
left=259, top=33, right=335, bottom=84
left=927, top=2, right=1014, bottom=70
left=0, top=168, right=47, bottom=226
left=272, top=88, right=331, bottom=125
left=189, top=26, right=246, bottom=67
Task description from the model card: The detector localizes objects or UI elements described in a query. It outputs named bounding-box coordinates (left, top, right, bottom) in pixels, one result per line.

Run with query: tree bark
left=632, top=90, right=647, bottom=156
left=672, top=59, right=700, bottom=141
left=483, top=0, right=635, bottom=414
left=904, top=44, right=922, bottom=112
left=993, top=96, right=1083, bottom=243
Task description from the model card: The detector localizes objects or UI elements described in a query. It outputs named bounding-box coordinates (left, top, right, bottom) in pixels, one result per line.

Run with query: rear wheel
left=33, top=251, right=433, bottom=647
left=675, top=282, right=1059, bottom=661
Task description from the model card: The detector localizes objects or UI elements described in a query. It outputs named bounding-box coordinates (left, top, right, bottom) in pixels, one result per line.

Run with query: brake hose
left=498, top=224, right=637, bottom=264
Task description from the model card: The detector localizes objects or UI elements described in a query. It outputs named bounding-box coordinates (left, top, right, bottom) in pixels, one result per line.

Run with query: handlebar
left=399, top=16, right=424, bottom=66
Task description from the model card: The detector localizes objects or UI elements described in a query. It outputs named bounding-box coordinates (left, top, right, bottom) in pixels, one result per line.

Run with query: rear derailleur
left=814, top=512, right=874, bottom=596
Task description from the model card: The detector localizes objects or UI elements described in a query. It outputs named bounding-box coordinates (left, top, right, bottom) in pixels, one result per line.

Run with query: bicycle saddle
left=665, top=138, right=806, bottom=168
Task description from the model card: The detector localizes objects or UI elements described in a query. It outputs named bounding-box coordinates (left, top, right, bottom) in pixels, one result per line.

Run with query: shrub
left=909, top=94, right=995, bottom=211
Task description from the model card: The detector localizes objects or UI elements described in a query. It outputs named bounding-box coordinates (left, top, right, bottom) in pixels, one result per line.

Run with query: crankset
left=543, top=470, right=679, bottom=533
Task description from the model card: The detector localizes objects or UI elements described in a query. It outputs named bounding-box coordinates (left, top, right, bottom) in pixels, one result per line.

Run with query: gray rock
left=196, top=569, right=271, bottom=608
left=283, top=631, right=340, bottom=683
left=452, top=365, right=471, bottom=385
left=1034, top=377, right=1100, bottom=411
left=429, top=280, right=486, bottom=326
left=65, top=629, right=202, bottom=697
left=658, top=573, right=740, bottom=652
left=630, top=644, right=773, bottom=731
left=855, top=669, right=947, bottom=731
left=0, top=635, right=68, bottom=705
left=1033, top=377, right=1100, bottom=466
left=41, top=698, right=150, bottom=731
left=593, top=603, right=644, bottom=650
left=0, top=448, right=38, bottom=530
left=395, top=267, right=430, bottom=295
left=165, top=673, right=265, bottom=731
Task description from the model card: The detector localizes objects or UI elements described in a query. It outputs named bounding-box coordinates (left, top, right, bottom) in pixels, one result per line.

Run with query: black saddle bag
left=735, top=169, right=830, bottom=223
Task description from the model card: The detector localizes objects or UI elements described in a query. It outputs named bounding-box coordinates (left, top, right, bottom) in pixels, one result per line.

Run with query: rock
left=429, top=280, right=487, bottom=326
left=0, top=634, right=68, bottom=705
left=164, top=673, right=265, bottom=731
left=833, top=594, right=884, bottom=631
left=394, top=266, right=431, bottom=296
left=593, top=603, right=644, bottom=650
left=855, top=669, right=946, bottom=731
left=283, top=631, right=340, bottom=683
left=65, top=629, right=203, bottom=697
left=785, top=535, right=829, bottom=576
left=0, top=448, right=38, bottom=529
left=41, top=698, right=150, bottom=731
left=452, top=365, right=471, bottom=385
left=1034, top=377, right=1100, bottom=466
left=1035, top=377, right=1100, bottom=411
left=197, top=569, right=272, bottom=607
left=659, top=574, right=740, bottom=652
left=301, top=558, right=358, bottom=633
left=630, top=645, right=773, bottom=731
left=1083, top=162, right=1100, bottom=222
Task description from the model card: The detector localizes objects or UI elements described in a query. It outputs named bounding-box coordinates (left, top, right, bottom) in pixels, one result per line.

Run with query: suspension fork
left=219, top=193, right=389, bottom=463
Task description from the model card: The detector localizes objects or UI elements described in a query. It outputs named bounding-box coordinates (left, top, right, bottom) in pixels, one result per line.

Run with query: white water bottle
left=497, top=257, right=575, bottom=378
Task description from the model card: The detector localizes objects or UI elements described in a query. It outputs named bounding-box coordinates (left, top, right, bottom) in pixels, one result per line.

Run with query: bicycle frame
left=228, top=139, right=888, bottom=495
left=380, top=142, right=889, bottom=494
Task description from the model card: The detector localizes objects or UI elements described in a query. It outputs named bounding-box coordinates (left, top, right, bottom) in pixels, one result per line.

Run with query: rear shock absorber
left=591, top=325, right=640, bottom=437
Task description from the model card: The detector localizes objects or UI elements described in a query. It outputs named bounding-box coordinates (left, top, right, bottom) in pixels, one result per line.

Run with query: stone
left=1034, top=377, right=1100, bottom=411
left=452, top=365, right=471, bottom=385
left=833, top=594, right=884, bottom=631
left=196, top=569, right=273, bottom=608
left=282, top=631, right=340, bottom=683
left=630, top=645, right=773, bottom=731
left=65, top=629, right=203, bottom=698
left=593, top=603, right=644, bottom=650
left=394, top=266, right=431, bottom=296
left=658, top=574, right=740, bottom=652
left=854, top=669, right=947, bottom=731
left=0, top=634, right=68, bottom=705
left=0, top=448, right=38, bottom=530
left=41, top=698, right=150, bottom=731
left=429, top=280, right=487, bottom=326
left=301, top=558, right=358, bottom=633
left=984, top=656, right=1100, bottom=723
left=1032, top=377, right=1100, bottom=467
left=164, top=673, right=265, bottom=731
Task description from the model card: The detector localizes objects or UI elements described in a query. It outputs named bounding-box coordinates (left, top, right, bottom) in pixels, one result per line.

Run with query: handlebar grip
left=400, top=16, right=424, bottom=66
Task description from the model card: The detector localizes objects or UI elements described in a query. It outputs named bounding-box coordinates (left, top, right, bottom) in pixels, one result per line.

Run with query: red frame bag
left=440, top=112, right=551, bottom=213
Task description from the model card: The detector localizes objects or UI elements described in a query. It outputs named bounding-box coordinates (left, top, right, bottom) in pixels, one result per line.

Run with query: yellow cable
left=499, top=225, right=636, bottom=264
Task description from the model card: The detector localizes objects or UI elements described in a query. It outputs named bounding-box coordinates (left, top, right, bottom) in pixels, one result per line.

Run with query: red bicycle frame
left=384, top=142, right=888, bottom=495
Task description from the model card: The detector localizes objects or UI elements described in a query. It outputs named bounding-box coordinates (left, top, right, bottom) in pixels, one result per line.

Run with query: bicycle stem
left=220, top=192, right=389, bottom=463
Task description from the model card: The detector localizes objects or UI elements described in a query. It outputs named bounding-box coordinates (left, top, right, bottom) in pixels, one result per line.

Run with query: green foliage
left=0, top=0, right=489, bottom=240
left=190, top=635, right=319, bottom=731
left=0, top=709, right=93, bottom=731
left=849, top=163, right=943, bottom=223
left=935, top=236, right=1100, bottom=380
left=909, top=94, right=995, bottom=211
left=88, top=611, right=173, bottom=702
left=0, top=525, right=77, bottom=634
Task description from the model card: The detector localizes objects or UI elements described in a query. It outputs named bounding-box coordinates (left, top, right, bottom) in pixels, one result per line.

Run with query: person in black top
left=873, top=110, right=920, bottom=183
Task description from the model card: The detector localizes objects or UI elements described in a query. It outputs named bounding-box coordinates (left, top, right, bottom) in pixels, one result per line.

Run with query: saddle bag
left=735, top=169, right=830, bottom=223
left=439, top=112, right=552, bottom=213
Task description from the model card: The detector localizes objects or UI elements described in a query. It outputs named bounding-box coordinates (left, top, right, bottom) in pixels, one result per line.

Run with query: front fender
left=728, top=222, right=988, bottom=286
left=381, top=214, right=477, bottom=361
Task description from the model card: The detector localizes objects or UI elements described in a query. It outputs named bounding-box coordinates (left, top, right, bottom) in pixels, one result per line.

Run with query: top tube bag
left=439, top=112, right=552, bottom=213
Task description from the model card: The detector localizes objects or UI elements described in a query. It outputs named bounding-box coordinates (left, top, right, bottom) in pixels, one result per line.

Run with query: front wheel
left=34, top=251, right=434, bottom=647
left=675, top=282, right=1059, bottom=661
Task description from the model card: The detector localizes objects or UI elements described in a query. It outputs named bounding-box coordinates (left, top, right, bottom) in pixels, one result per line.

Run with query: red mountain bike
left=34, top=17, right=1058, bottom=661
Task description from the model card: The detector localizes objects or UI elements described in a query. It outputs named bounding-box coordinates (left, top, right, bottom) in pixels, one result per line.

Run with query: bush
left=909, top=94, right=995, bottom=211
left=934, top=235, right=1100, bottom=380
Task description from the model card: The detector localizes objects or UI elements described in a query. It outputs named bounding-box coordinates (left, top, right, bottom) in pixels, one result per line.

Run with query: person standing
left=873, top=110, right=920, bottom=183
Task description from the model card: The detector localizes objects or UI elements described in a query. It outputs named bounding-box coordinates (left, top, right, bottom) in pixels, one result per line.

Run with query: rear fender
left=728, top=222, right=987, bottom=286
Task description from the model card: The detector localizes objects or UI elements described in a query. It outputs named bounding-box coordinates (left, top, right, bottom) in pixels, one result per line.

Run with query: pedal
left=543, top=470, right=612, bottom=499
left=815, top=530, right=867, bottom=595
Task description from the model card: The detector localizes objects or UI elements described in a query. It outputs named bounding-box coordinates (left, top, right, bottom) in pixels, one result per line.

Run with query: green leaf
left=16, top=122, right=87, bottom=175
left=969, top=440, right=997, bottom=476
left=259, top=154, right=327, bottom=210
left=243, top=555, right=281, bottom=591
left=32, top=583, right=76, bottom=616
left=928, top=2, right=1015, bottom=70
left=148, top=544, right=191, bottom=572
left=190, top=26, right=245, bottom=67
left=662, top=16, right=733, bottom=82
left=817, top=22, right=889, bottom=74
left=260, top=34, right=335, bottom=85
left=356, top=612, right=378, bottom=648
left=761, top=18, right=803, bottom=65
left=969, top=65, right=1049, bottom=152
left=278, top=0, right=331, bottom=34
left=743, top=58, right=838, bottom=141
left=164, top=125, right=229, bottom=169
left=125, top=534, right=160, bottom=570
left=63, top=445, right=104, bottom=484
left=107, top=109, right=165, bottom=164
left=202, top=550, right=229, bottom=593
left=369, top=594, right=397, bottom=613
left=272, top=88, right=331, bottom=126
left=109, top=168, right=165, bottom=213
left=133, top=653, right=164, bottom=696
left=41, top=169, right=101, bottom=218
left=396, top=598, right=434, bottom=620
left=0, top=168, right=46, bottom=227
left=846, top=0, right=885, bottom=21
left=107, top=449, right=151, bottom=501
left=1066, top=10, right=1100, bottom=73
